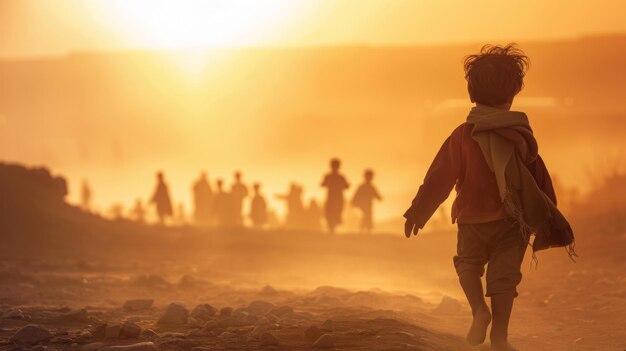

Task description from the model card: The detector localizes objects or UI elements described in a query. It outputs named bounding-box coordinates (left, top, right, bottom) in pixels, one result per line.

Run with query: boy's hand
left=404, top=219, right=419, bottom=238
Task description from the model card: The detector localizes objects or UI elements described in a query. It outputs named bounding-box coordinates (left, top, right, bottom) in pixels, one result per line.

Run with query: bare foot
left=466, top=308, right=491, bottom=346
left=490, top=340, right=519, bottom=351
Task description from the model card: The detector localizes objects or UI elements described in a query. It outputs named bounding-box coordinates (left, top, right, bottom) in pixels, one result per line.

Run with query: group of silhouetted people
left=141, top=158, right=382, bottom=233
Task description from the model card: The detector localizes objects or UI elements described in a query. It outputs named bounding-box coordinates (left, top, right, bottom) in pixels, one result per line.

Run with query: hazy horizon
left=2, top=35, right=625, bottom=226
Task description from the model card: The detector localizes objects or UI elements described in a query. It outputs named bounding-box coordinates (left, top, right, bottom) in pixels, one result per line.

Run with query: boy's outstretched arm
left=404, top=130, right=461, bottom=237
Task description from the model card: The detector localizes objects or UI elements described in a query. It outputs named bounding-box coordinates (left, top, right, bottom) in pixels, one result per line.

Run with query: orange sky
left=1, top=0, right=625, bottom=58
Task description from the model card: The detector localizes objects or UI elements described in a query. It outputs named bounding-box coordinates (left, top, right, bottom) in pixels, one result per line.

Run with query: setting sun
left=95, top=0, right=310, bottom=50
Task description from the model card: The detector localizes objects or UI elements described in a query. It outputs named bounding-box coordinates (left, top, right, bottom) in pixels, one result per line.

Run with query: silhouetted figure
left=230, top=171, right=249, bottom=226
left=108, top=203, right=124, bottom=220
left=192, top=171, right=213, bottom=225
left=130, top=198, right=146, bottom=223
left=213, top=179, right=234, bottom=227
left=80, top=180, right=92, bottom=211
left=276, top=183, right=305, bottom=229
left=351, top=169, right=382, bottom=233
left=150, top=171, right=173, bottom=224
left=250, top=183, right=268, bottom=228
left=304, top=199, right=323, bottom=231
left=321, top=158, right=349, bottom=233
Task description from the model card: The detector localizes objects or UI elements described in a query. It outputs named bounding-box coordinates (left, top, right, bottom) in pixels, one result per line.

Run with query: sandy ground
left=0, top=222, right=624, bottom=351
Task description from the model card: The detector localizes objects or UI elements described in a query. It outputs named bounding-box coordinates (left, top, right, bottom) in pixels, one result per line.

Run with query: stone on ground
left=260, top=331, right=280, bottom=346
left=433, top=296, right=463, bottom=315
left=9, top=325, right=53, bottom=345
left=271, top=305, right=293, bottom=317
left=247, top=300, right=275, bottom=315
left=312, top=334, right=335, bottom=349
left=305, top=325, right=324, bottom=342
left=140, top=329, right=158, bottom=339
left=219, top=307, right=233, bottom=317
left=191, top=304, right=216, bottom=320
left=1, top=309, right=25, bottom=320
left=157, top=303, right=189, bottom=325
left=120, top=321, right=143, bottom=338
left=105, top=324, right=121, bottom=339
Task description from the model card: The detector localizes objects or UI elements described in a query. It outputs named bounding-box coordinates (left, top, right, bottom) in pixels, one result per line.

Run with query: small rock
left=203, top=320, right=219, bottom=331
left=91, top=324, right=107, bottom=339
left=271, top=305, right=293, bottom=317
left=231, top=308, right=250, bottom=319
left=100, top=342, right=157, bottom=351
left=305, top=326, right=323, bottom=342
left=258, top=285, right=277, bottom=296
left=9, top=325, right=52, bottom=345
left=247, top=301, right=275, bottom=315
left=157, top=303, right=188, bottom=325
left=312, top=334, right=334, bottom=349
left=81, top=342, right=106, bottom=351
left=260, top=332, right=280, bottom=346
left=219, top=307, right=233, bottom=317
left=187, top=317, right=203, bottom=328
left=255, top=316, right=271, bottom=326
left=123, top=300, right=154, bottom=312
left=120, top=321, right=142, bottom=339
left=320, top=320, right=334, bottom=332
left=105, top=324, right=121, bottom=339
left=249, top=326, right=268, bottom=338
left=140, top=329, right=158, bottom=340
left=77, top=330, right=94, bottom=340
left=1, top=309, right=25, bottom=320
left=191, top=304, right=216, bottom=321
left=433, top=296, right=463, bottom=315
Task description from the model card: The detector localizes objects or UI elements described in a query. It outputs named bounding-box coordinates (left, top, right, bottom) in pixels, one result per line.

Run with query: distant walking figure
left=304, top=199, right=323, bottom=231
left=81, top=180, right=92, bottom=211
left=150, top=171, right=173, bottom=224
left=275, top=183, right=305, bottom=229
left=130, top=198, right=146, bottom=223
left=321, top=158, right=349, bottom=233
left=250, top=183, right=268, bottom=228
left=192, top=171, right=213, bottom=225
left=230, top=171, right=249, bottom=226
left=352, top=169, right=382, bottom=233
left=213, top=179, right=233, bottom=227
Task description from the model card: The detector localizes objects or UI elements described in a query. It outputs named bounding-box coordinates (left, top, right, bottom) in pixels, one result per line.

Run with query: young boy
left=351, top=169, right=383, bottom=233
left=321, top=158, right=350, bottom=233
left=403, top=45, right=574, bottom=351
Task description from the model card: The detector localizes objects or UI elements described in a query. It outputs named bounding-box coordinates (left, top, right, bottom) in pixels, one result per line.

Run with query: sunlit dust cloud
left=94, top=0, right=311, bottom=50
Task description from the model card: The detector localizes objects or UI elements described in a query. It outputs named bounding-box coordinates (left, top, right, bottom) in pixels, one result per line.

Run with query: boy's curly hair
left=464, top=44, right=530, bottom=106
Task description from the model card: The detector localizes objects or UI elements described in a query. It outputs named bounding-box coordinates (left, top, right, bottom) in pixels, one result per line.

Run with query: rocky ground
left=0, top=221, right=624, bottom=351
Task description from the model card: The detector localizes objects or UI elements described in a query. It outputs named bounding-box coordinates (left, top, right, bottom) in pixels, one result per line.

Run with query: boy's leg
left=485, top=219, right=527, bottom=351
left=490, top=292, right=518, bottom=351
left=454, top=225, right=491, bottom=346
left=459, top=272, right=492, bottom=345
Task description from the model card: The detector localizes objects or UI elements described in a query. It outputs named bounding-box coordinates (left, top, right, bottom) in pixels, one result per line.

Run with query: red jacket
left=404, top=123, right=556, bottom=228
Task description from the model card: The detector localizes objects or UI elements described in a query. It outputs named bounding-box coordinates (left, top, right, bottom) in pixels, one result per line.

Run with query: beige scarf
left=467, top=105, right=575, bottom=258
